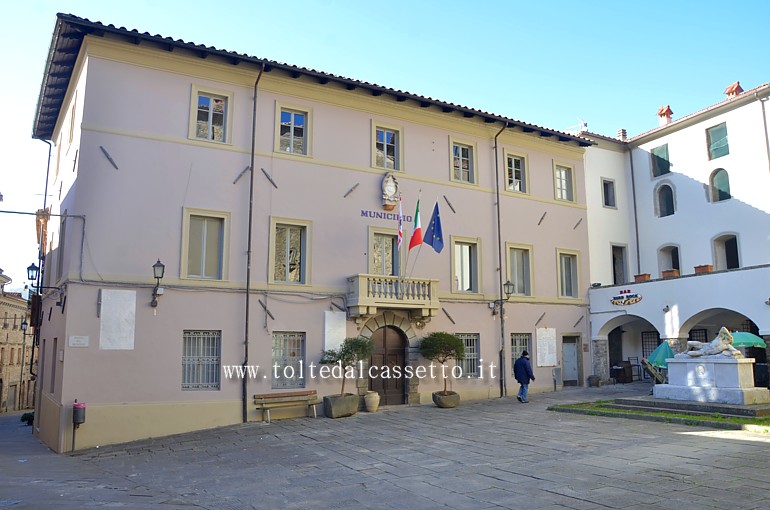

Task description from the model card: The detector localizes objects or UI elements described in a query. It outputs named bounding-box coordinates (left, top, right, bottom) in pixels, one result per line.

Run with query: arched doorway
left=370, top=326, right=407, bottom=405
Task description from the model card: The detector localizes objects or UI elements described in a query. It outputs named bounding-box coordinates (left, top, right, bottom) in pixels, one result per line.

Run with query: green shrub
left=419, top=332, right=465, bottom=395
left=320, top=337, right=374, bottom=395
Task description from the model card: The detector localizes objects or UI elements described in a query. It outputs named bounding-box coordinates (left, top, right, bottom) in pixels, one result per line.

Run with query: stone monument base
left=653, top=357, right=770, bottom=405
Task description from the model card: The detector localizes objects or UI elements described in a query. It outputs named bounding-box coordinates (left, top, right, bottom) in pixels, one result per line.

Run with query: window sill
left=190, top=136, right=231, bottom=146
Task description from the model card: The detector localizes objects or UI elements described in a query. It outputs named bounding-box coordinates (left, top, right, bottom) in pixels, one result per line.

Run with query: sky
left=1, top=0, right=769, bottom=290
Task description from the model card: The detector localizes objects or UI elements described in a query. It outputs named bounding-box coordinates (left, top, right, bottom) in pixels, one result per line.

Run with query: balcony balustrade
left=347, top=274, right=440, bottom=319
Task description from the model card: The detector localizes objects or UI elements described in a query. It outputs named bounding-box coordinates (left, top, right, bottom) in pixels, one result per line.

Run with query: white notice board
left=99, top=289, right=136, bottom=350
left=536, top=327, right=557, bottom=367
left=324, top=311, right=346, bottom=351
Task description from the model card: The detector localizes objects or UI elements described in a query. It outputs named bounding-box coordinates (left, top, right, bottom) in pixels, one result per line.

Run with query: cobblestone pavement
left=2, top=383, right=770, bottom=509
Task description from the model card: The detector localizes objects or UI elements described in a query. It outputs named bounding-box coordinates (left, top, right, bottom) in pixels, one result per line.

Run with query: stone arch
left=358, top=311, right=419, bottom=345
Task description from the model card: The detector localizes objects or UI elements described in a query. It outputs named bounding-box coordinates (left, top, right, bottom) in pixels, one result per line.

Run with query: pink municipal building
left=28, top=15, right=770, bottom=452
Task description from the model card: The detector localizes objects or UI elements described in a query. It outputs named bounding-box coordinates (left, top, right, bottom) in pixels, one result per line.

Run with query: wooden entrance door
left=370, top=326, right=406, bottom=405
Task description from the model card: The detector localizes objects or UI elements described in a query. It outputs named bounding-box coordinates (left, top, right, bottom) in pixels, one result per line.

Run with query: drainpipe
left=242, top=65, right=264, bottom=423
left=627, top=146, right=641, bottom=275
left=28, top=140, right=53, bottom=382
left=756, top=92, right=770, bottom=175
left=493, top=121, right=508, bottom=398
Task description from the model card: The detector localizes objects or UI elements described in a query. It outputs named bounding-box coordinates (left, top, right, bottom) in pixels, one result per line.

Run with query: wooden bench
left=253, top=390, right=320, bottom=423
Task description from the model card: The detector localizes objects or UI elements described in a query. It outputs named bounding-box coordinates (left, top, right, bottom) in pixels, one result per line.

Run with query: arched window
left=713, top=234, right=739, bottom=270
left=710, top=168, right=731, bottom=202
left=657, top=184, right=675, bottom=217
left=658, top=245, right=680, bottom=274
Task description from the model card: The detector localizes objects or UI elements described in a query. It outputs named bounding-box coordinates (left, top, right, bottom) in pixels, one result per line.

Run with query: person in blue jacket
left=513, top=350, right=535, bottom=403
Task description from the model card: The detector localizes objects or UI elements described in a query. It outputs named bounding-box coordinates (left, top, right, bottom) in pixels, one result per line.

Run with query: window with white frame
left=506, top=154, right=526, bottom=192
left=508, top=246, right=531, bottom=296
left=710, top=168, right=731, bottom=202
left=511, top=333, right=531, bottom=375
left=602, top=178, right=616, bottom=208
left=182, top=330, right=221, bottom=390
left=279, top=108, right=308, bottom=154
left=195, top=92, right=228, bottom=142
left=375, top=126, right=400, bottom=170
left=558, top=252, right=578, bottom=298
left=453, top=239, right=478, bottom=293
left=554, top=164, right=574, bottom=201
left=452, top=142, right=474, bottom=183
left=457, top=333, right=479, bottom=377
left=273, top=221, right=309, bottom=283
left=183, top=210, right=228, bottom=280
left=272, top=331, right=305, bottom=388
left=706, top=123, right=729, bottom=160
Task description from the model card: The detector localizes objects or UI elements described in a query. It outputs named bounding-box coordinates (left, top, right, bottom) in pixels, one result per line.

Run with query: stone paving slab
left=3, top=383, right=770, bottom=509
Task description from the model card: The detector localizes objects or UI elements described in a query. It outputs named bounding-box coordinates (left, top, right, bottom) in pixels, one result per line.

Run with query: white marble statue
left=676, top=327, right=743, bottom=358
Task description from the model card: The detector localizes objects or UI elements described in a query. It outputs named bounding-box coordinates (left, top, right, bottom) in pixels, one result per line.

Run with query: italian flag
left=409, top=199, right=422, bottom=250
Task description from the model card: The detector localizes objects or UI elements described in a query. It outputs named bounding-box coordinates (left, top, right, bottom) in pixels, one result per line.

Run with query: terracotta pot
left=634, top=274, right=651, bottom=282
left=364, top=391, right=380, bottom=412
left=694, top=264, right=713, bottom=274
left=661, top=269, right=680, bottom=278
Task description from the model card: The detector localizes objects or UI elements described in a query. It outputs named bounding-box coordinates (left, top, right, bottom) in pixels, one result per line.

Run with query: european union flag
left=422, top=202, right=443, bottom=253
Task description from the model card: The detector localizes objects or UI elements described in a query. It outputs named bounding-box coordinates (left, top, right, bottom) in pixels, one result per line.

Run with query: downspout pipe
left=493, top=122, right=508, bottom=398
left=756, top=92, right=770, bottom=175
left=627, top=145, right=641, bottom=275
left=29, top=140, right=53, bottom=378
left=243, top=65, right=264, bottom=423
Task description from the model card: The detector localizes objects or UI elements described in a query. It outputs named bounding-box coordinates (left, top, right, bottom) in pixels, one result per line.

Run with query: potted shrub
left=320, top=337, right=374, bottom=418
left=419, top=332, right=465, bottom=408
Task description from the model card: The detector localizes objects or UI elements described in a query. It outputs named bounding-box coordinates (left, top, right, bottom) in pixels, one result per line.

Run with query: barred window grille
left=457, top=333, right=479, bottom=377
left=511, top=333, right=531, bottom=375
left=688, top=329, right=708, bottom=343
left=641, top=331, right=660, bottom=359
left=182, top=330, right=221, bottom=390
left=272, top=332, right=305, bottom=389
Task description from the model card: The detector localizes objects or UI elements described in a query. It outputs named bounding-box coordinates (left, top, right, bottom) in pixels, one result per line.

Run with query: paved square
left=2, top=383, right=769, bottom=509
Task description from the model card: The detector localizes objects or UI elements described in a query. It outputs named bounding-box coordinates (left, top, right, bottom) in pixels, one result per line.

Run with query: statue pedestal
left=654, top=357, right=770, bottom=405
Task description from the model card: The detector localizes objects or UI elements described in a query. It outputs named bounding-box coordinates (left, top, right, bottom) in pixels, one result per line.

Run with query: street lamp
left=27, top=263, right=39, bottom=282
left=150, top=259, right=165, bottom=308
left=494, top=280, right=515, bottom=398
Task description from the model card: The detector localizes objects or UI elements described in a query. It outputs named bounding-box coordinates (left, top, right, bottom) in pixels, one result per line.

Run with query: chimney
left=657, top=105, right=673, bottom=126
left=617, top=129, right=627, bottom=142
left=724, top=81, right=743, bottom=98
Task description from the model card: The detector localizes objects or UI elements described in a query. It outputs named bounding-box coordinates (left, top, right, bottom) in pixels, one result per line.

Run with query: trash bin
left=587, top=375, right=601, bottom=387
left=73, top=401, right=86, bottom=425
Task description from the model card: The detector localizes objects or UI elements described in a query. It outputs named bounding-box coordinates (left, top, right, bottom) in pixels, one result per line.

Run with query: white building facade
left=586, top=83, right=770, bottom=381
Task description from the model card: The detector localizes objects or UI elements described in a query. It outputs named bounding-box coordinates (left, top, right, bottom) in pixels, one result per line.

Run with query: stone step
left=603, top=403, right=750, bottom=419
left=613, top=396, right=770, bottom=417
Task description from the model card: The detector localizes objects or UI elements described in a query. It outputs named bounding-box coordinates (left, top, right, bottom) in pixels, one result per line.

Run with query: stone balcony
left=346, top=274, right=440, bottom=320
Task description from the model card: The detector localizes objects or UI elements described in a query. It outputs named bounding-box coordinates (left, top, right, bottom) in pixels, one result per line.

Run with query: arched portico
left=591, top=313, right=659, bottom=382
